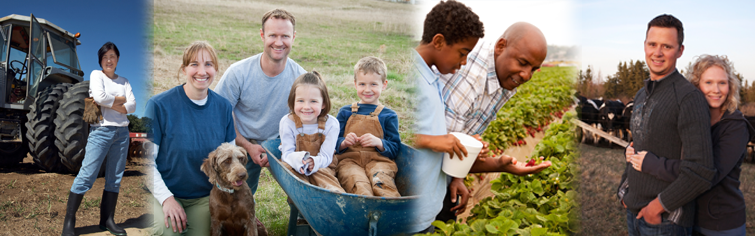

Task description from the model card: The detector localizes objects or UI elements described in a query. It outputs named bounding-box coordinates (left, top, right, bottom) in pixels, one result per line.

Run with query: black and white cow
left=599, top=99, right=626, bottom=140
left=578, top=96, right=604, bottom=143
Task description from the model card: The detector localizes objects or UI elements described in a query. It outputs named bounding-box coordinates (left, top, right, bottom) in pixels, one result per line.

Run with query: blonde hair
left=287, top=71, right=331, bottom=120
left=353, top=56, right=388, bottom=82
left=177, top=41, right=219, bottom=84
left=262, top=9, right=296, bottom=32
left=684, top=54, right=740, bottom=113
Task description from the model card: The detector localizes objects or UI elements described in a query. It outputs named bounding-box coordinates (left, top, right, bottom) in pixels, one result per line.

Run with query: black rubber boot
left=61, top=191, right=84, bottom=236
left=99, top=191, right=127, bottom=235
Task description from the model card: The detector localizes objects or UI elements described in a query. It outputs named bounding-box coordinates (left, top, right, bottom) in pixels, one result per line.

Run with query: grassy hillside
left=152, top=0, right=416, bottom=235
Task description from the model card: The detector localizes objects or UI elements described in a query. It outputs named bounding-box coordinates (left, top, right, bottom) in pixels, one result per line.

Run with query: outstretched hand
left=502, top=156, right=551, bottom=176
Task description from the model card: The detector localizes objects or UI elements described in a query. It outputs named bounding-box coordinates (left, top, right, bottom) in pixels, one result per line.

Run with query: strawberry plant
left=426, top=118, right=579, bottom=236
left=482, top=67, right=577, bottom=152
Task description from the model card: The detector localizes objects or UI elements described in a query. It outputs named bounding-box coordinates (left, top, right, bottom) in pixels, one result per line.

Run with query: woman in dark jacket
left=627, top=54, right=753, bottom=236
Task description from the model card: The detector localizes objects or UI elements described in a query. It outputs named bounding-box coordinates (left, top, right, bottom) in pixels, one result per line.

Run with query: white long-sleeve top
left=88, top=70, right=136, bottom=127
left=279, top=114, right=339, bottom=175
left=147, top=143, right=173, bottom=205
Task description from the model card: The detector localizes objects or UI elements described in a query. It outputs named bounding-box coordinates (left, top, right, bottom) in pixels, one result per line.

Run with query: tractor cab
left=0, top=14, right=84, bottom=110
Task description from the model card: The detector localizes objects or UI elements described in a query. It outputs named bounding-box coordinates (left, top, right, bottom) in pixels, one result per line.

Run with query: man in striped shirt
left=436, top=22, right=552, bottom=221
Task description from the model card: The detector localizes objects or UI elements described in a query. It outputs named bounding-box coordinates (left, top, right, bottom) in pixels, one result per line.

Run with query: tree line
left=578, top=60, right=754, bottom=110
left=127, top=114, right=151, bottom=133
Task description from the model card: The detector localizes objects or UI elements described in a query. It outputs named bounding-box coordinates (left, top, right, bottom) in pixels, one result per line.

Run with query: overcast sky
left=415, top=0, right=755, bottom=84
left=415, top=0, right=577, bottom=46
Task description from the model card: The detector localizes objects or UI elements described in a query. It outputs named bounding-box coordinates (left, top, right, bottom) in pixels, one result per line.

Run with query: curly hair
left=684, top=54, right=740, bottom=113
left=421, top=0, right=484, bottom=45
left=647, top=14, right=684, bottom=46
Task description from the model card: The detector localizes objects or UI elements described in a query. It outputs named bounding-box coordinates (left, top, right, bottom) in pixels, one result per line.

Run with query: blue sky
left=3, top=0, right=149, bottom=117
left=577, top=0, right=755, bottom=84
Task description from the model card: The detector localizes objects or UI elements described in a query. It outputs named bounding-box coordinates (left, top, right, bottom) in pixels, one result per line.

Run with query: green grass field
left=152, top=0, right=416, bottom=235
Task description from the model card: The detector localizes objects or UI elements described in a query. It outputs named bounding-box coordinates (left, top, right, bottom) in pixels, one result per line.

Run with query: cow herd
left=577, top=96, right=634, bottom=144
left=577, top=96, right=755, bottom=162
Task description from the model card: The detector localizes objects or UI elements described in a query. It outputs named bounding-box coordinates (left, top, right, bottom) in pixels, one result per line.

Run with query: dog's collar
left=215, top=182, right=234, bottom=193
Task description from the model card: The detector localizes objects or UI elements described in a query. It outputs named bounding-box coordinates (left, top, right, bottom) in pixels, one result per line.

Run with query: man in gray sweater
left=618, top=14, right=716, bottom=235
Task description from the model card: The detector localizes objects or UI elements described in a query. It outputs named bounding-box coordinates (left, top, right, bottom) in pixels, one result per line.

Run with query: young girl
left=279, top=71, right=345, bottom=193
left=146, top=41, right=236, bottom=235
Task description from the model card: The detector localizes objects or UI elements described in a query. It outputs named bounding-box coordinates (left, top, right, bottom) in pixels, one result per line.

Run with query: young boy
left=410, top=0, right=485, bottom=233
left=334, top=56, right=401, bottom=197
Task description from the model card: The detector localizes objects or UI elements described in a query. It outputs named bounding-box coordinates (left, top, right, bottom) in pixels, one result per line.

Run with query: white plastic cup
left=441, top=132, right=483, bottom=178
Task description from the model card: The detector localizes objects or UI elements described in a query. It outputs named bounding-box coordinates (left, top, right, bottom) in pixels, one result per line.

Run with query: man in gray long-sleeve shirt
left=618, top=14, right=716, bottom=235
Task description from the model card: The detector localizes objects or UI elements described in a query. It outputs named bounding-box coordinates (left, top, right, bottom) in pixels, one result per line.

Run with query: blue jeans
left=245, top=154, right=262, bottom=195
left=70, top=126, right=129, bottom=194
left=626, top=209, right=692, bottom=236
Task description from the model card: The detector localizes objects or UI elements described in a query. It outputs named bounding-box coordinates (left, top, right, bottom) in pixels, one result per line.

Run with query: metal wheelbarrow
left=261, top=139, right=419, bottom=236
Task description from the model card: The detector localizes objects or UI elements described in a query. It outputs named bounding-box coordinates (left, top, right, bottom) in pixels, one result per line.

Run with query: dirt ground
left=0, top=154, right=151, bottom=236
left=577, top=143, right=755, bottom=235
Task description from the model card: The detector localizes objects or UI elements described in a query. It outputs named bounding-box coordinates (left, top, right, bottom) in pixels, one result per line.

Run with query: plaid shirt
left=439, top=40, right=516, bottom=135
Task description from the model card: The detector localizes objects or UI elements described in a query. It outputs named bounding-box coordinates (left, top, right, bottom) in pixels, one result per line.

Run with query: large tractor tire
left=0, top=114, right=29, bottom=166
left=25, top=84, right=70, bottom=172
left=55, top=81, right=95, bottom=174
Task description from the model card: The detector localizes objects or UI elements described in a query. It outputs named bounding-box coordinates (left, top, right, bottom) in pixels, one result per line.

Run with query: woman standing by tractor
left=61, top=42, right=136, bottom=236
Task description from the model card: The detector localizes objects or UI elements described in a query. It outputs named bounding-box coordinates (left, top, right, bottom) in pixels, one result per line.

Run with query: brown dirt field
left=0, top=154, right=151, bottom=236
left=577, top=143, right=755, bottom=235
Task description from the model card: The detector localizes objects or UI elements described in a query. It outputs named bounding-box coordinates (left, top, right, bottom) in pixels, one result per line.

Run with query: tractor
left=0, top=14, right=91, bottom=174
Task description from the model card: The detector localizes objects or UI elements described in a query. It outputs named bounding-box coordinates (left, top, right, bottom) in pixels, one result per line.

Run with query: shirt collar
left=476, top=41, right=514, bottom=96
left=644, top=69, right=678, bottom=94
left=412, top=49, right=440, bottom=85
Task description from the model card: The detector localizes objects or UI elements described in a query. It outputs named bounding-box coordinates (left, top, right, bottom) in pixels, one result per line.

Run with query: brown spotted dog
left=201, top=143, right=268, bottom=236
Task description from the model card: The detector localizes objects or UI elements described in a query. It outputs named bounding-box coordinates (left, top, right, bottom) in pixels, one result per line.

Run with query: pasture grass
left=153, top=0, right=416, bottom=235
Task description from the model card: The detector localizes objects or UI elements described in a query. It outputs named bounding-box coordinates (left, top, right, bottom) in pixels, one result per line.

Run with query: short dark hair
left=647, top=14, right=684, bottom=46
left=97, top=42, right=120, bottom=68
left=421, top=0, right=484, bottom=45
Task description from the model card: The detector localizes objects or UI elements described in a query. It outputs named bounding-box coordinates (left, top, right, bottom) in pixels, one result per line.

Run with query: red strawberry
left=525, top=158, right=537, bottom=167
left=518, top=140, right=524, bottom=145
